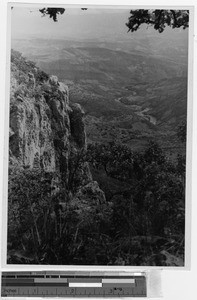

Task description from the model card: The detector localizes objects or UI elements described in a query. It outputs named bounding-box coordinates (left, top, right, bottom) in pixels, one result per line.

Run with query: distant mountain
left=38, top=46, right=187, bottom=83
left=11, top=36, right=187, bottom=154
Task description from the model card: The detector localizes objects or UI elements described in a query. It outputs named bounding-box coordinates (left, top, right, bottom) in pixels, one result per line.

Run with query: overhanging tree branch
left=126, top=9, right=189, bottom=33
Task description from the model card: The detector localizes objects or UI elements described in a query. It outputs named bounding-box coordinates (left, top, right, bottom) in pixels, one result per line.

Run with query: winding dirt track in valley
left=114, top=97, right=157, bottom=125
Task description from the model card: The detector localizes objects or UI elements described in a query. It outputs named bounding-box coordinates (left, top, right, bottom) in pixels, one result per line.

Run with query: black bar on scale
left=1, top=271, right=147, bottom=297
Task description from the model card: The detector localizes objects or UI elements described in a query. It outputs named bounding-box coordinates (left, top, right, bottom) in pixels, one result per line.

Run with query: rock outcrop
left=9, top=50, right=105, bottom=203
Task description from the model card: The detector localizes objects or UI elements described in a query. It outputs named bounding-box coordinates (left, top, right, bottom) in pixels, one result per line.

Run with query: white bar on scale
left=118, top=272, right=143, bottom=276
left=69, top=282, right=102, bottom=287
left=133, top=273, right=144, bottom=276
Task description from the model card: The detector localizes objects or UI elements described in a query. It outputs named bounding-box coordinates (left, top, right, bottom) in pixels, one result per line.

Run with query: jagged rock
left=49, top=75, right=59, bottom=86
left=9, top=50, right=85, bottom=175
left=69, top=103, right=86, bottom=148
left=9, top=49, right=104, bottom=204
left=59, top=82, right=69, bottom=96
left=27, top=72, right=36, bottom=89
left=9, top=97, right=56, bottom=171
left=9, top=54, right=71, bottom=172
left=28, top=72, right=35, bottom=80
left=9, top=128, right=14, bottom=138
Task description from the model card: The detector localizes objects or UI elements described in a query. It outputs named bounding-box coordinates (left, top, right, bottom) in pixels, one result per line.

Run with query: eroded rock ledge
left=9, top=49, right=106, bottom=204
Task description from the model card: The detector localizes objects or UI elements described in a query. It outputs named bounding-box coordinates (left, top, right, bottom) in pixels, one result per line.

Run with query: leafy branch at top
left=39, top=7, right=87, bottom=22
left=126, top=9, right=189, bottom=33
left=38, top=8, right=189, bottom=33
left=39, top=7, right=189, bottom=33
left=39, top=8, right=66, bottom=22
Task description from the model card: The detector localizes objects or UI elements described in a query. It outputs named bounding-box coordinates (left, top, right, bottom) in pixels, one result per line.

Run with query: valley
left=8, top=8, right=189, bottom=266
left=12, top=35, right=187, bottom=155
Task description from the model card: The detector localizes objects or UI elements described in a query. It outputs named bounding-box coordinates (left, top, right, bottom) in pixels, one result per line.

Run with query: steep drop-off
left=8, top=51, right=106, bottom=263
left=9, top=49, right=106, bottom=229
left=7, top=50, right=185, bottom=266
left=10, top=51, right=81, bottom=171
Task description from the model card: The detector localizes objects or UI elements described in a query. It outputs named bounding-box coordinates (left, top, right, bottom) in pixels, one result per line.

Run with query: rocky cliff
left=9, top=50, right=105, bottom=204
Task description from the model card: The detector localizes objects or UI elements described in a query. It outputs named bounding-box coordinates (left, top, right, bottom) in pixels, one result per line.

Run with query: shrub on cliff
left=8, top=167, right=55, bottom=262
left=88, top=141, right=185, bottom=265
left=8, top=165, right=112, bottom=264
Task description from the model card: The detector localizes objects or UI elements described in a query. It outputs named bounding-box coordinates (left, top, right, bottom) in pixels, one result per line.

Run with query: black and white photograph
left=7, top=5, right=190, bottom=266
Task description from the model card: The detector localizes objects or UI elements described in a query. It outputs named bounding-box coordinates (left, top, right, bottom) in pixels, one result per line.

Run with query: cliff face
left=9, top=50, right=105, bottom=204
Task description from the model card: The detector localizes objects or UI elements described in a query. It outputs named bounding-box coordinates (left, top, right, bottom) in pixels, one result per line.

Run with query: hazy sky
left=10, top=4, right=189, bottom=57
left=11, top=6, right=134, bottom=40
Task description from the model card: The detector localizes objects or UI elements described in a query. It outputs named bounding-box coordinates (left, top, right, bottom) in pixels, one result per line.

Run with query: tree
left=38, top=8, right=189, bottom=33
left=39, top=8, right=65, bottom=22
left=126, top=9, right=189, bottom=33
left=8, top=167, right=56, bottom=263
left=39, top=7, right=87, bottom=22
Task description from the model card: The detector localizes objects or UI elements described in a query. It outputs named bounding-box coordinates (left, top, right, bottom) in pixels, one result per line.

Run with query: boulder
left=49, top=75, right=59, bottom=86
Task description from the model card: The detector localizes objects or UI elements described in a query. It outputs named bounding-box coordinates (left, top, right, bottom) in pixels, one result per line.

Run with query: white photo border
left=0, top=1, right=195, bottom=273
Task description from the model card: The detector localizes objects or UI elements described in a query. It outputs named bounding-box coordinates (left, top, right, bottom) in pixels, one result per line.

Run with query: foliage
left=38, top=8, right=189, bottom=34
left=11, top=50, right=49, bottom=82
left=67, top=147, right=88, bottom=191
left=87, top=142, right=134, bottom=180
left=8, top=49, right=186, bottom=265
left=87, top=140, right=185, bottom=265
left=8, top=163, right=113, bottom=264
left=126, top=9, right=189, bottom=33
left=8, top=140, right=185, bottom=265
left=39, top=8, right=66, bottom=22
left=39, top=7, right=87, bottom=22
left=11, top=50, right=36, bottom=73
left=177, top=121, right=187, bottom=143
left=8, top=167, right=55, bottom=263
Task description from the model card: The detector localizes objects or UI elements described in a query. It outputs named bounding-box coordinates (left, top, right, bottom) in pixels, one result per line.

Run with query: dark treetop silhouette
left=38, top=8, right=189, bottom=33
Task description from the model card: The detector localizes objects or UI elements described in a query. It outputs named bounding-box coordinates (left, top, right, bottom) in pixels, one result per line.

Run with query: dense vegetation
left=8, top=20, right=187, bottom=265
left=8, top=138, right=185, bottom=266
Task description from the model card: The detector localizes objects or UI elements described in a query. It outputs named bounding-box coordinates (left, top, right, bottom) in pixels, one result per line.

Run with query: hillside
left=8, top=50, right=108, bottom=264
left=7, top=49, right=186, bottom=266
left=11, top=39, right=187, bottom=154
left=8, top=5, right=189, bottom=267
left=39, top=46, right=187, bottom=83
